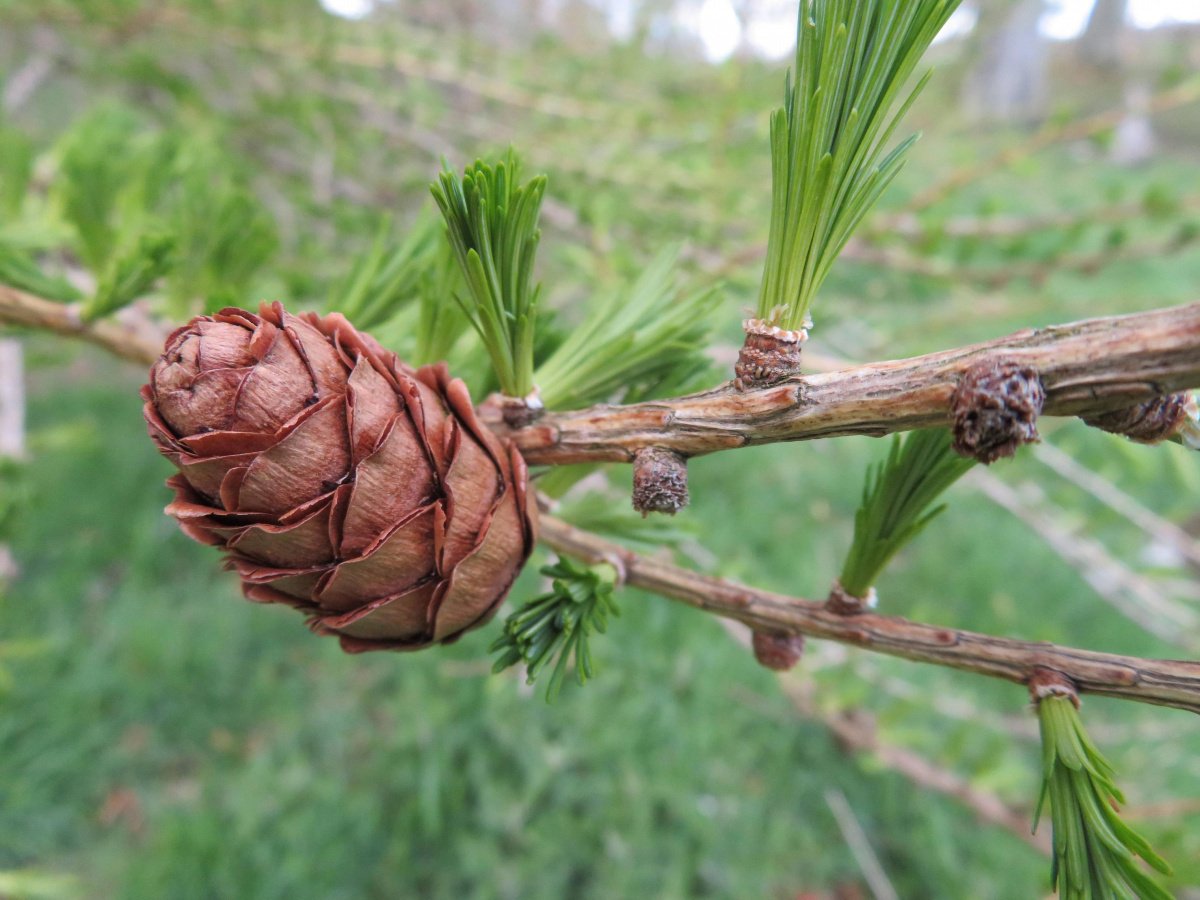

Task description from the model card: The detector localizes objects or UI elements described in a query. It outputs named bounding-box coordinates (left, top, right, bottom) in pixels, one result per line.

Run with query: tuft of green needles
left=839, top=428, right=973, bottom=599
left=490, top=557, right=620, bottom=703
left=1035, top=695, right=1172, bottom=899
left=431, top=150, right=546, bottom=399
left=757, top=0, right=964, bottom=331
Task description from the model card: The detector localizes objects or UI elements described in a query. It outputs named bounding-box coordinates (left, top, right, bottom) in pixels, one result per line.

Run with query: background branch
left=537, top=513, right=1200, bottom=715
left=1031, top=440, right=1200, bottom=570
left=721, top=621, right=1050, bottom=854
left=895, top=76, right=1200, bottom=216
left=971, top=470, right=1200, bottom=650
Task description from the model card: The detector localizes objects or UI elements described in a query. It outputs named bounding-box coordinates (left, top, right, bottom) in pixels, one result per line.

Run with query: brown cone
left=143, top=302, right=537, bottom=653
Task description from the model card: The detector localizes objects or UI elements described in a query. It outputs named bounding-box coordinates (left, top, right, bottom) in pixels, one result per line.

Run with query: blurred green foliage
left=1, top=1, right=1200, bottom=897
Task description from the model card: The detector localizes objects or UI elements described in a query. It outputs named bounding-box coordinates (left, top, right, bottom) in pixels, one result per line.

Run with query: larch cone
left=142, top=302, right=537, bottom=653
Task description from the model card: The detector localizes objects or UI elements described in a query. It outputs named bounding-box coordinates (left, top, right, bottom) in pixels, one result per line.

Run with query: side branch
left=538, top=514, right=1200, bottom=715
left=498, top=303, right=1200, bottom=464
left=0, top=282, right=164, bottom=365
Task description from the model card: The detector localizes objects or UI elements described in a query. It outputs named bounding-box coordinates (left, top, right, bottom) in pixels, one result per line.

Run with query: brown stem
left=498, top=390, right=545, bottom=429
left=6, top=276, right=1198, bottom=714
left=537, top=514, right=1200, bottom=716
left=734, top=321, right=806, bottom=390
left=0, top=282, right=164, bottom=366
left=494, top=302, right=1200, bottom=464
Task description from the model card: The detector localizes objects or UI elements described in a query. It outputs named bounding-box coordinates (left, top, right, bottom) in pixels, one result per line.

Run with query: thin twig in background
left=203, top=21, right=615, bottom=122
left=0, top=283, right=165, bottom=365
left=970, top=472, right=1200, bottom=651
left=824, top=788, right=900, bottom=900
left=898, top=76, right=1200, bottom=215
left=842, top=231, right=1200, bottom=290
left=20, top=4, right=621, bottom=122
left=2, top=27, right=60, bottom=114
left=721, top=622, right=1049, bottom=853
left=871, top=194, right=1200, bottom=243
left=1123, top=797, right=1200, bottom=821
left=1032, top=440, right=1200, bottom=570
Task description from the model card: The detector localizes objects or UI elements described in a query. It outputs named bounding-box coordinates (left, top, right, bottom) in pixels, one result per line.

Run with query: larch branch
left=4, top=282, right=1199, bottom=475
left=537, top=514, right=1200, bottom=716
left=495, top=302, right=1200, bottom=464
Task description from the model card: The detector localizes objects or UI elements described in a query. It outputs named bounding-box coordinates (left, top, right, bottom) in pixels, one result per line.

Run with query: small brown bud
left=734, top=319, right=806, bottom=390
left=826, top=581, right=876, bottom=616
left=631, top=447, right=689, bottom=516
left=951, top=360, right=1044, bottom=464
left=499, top=388, right=545, bottom=428
left=1081, top=392, right=1193, bottom=444
left=751, top=630, right=805, bottom=671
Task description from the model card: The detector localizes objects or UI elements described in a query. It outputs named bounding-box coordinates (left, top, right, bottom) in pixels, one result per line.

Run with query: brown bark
left=4, top=282, right=1199, bottom=469
left=0, top=282, right=165, bottom=365
left=538, top=514, right=1200, bottom=716
left=497, top=302, right=1200, bottom=465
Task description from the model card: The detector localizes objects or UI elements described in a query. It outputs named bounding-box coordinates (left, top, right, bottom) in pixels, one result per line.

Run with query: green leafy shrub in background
left=2, top=0, right=1200, bottom=897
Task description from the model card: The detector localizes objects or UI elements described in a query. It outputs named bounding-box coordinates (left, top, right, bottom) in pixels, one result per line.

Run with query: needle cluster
left=1035, top=695, right=1171, bottom=899
left=757, top=0, right=963, bottom=331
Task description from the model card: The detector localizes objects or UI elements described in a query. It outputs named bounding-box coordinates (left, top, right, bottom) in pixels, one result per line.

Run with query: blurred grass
left=2, top=3, right=1200, bottom=897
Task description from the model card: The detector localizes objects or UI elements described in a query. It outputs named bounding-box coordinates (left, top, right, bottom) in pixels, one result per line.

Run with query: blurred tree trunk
left=0, top=338, right=23, bottom=583
left=0, top=340, right=22, bottom=461
left=1078, top=1, right=1149, bottom=165
left=1080, top=0, right=1128, bottom=69
left=1110, top=84, right=1158, bottom=165
left=962, top=0, right=1048, bottom=124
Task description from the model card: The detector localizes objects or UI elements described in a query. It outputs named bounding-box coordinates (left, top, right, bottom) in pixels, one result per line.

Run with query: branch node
left=632, top=447, right=689, bottom=516
left=951, top=360, right=1044, bottom=463
left=826, top=581, right=877, bottom=616
left=1028, top=667, right=1080, bottom=708
left=598, top=552, right=628, bottom=589
left=751, top=630, right=805, bottom=671
left=1080, top=391, right=1195, bottom=444
left=500, top=387, right=544, bottom=428
left=734, top=319, right=807, bottom=391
